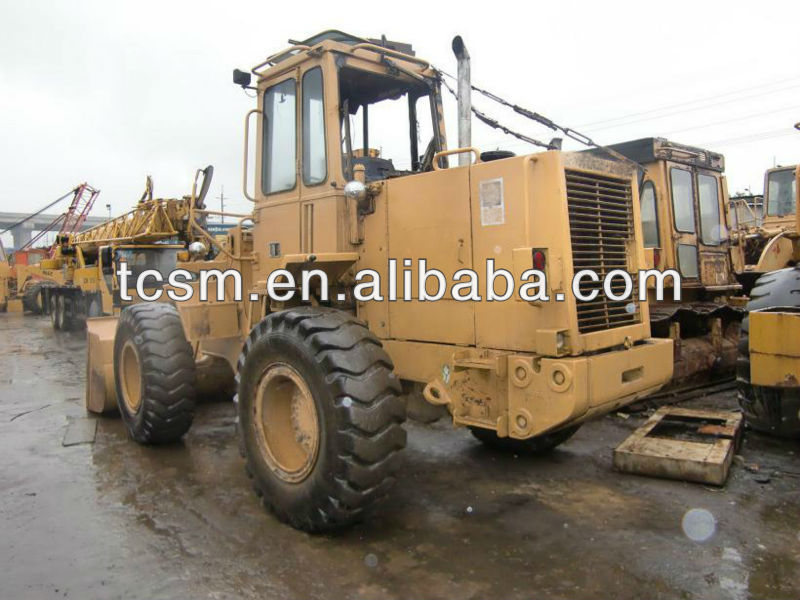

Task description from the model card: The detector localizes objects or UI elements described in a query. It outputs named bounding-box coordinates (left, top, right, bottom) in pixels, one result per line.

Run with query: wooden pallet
left=613, top=407, right=743, bottom=486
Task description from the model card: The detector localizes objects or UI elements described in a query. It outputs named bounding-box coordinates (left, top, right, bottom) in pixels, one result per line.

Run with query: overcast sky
left=1, top=0, right=798, bottom=245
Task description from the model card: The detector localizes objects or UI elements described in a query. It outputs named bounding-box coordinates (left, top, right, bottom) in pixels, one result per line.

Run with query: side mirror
left=233, top=69, right=252, bottom=88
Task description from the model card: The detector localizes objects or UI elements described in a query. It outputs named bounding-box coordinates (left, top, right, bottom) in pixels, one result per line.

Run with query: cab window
left=670, top=167, right=695, bottom=233
left=766, top=169, right=797, bottom=216
left=697, top=174, right=723, bottom=245
left=640, top=181, right=659, bottom=248
left=677, top=244, right=699, bottom=279
left=339, top=67, right=435, bottom=182
left=302, top=68, right=326, bottom=186
left=262, top=78, right=297, bottom=195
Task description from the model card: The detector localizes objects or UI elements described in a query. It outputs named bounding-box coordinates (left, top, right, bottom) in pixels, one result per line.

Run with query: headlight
left=188, top=241, right=208, bottom=258
left=343, top=180, right=367, bottom=202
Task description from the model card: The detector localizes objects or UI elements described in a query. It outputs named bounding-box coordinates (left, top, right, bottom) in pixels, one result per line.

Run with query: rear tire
left=23, top=282, right=49, bottom=314
left=113, top=303, right=197, bottom=444
left=237, top=307, right=406, bottom=532
left=470, top=425, right=580, bottom=454
left=737, top=267, right=800, bottom=438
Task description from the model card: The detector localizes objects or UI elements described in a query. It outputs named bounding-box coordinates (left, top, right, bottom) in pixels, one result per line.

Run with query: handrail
left=251, top=45, right=312, bottom=76
left=348, top=43, right=430, bottom=68
left=432, top=147, right=480, bottom=171
left=242, top=109, right=259, bottom=202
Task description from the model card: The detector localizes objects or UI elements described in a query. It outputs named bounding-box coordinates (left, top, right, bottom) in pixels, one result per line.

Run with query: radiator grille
left=566, top=169, right=640, bottom=333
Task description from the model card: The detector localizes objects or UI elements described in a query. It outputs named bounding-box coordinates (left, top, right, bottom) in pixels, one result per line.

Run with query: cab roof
left=602, top=137, right=725, bottom=172
left=268, top=30, right=415, bottom=64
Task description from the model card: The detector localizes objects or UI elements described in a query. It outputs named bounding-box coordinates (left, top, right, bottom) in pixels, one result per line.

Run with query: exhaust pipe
left=451, top=36, right=471, bottom=166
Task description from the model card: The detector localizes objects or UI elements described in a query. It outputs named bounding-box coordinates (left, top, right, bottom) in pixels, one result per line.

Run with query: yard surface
left=1, top=312, right=798, bottom=599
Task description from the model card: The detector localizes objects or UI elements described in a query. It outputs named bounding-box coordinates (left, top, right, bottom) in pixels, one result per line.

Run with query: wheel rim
left=120, top=340, right=143, bottom=413
left=254, top=363, right=320, bottom=483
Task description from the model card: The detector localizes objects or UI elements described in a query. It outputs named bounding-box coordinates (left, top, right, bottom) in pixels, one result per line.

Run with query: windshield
left=698, top=174, right=724, bottom=245
left=670, top=168, right=696, bottom=233
left=339, top=67, right=435, bottom=181
left=116, top=247, right=180, bottom=289
left=640, top=181, right=659, bottom=248
left=766, top=168, right=796, bottom=216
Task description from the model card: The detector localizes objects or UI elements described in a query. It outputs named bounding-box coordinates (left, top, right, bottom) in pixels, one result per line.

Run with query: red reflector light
left=532, top=250, right=546, bottom=270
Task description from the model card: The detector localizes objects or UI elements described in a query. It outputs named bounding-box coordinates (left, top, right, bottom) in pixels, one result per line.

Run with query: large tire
left=87, top=295, right=103, bottom=318
left=470, top=424, right=581, bottom=454
left=49, top=294, right=61, bottom=330
left=237, top=307, right=406, bottom=532
left=737, top=267, right=800, bottom=438
left=56, top=295, right=73, bottom=331
left=113, top=303, right=197, bottom=444
left=23, top=281, right=50, bottom=314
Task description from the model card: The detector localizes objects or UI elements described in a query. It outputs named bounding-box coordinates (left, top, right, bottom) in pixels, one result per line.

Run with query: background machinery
left=730, top=164, right=798, bottom=294
left=589, top=138, right=744, bottom=392
left=86, top=31, right=674, bottom=532
left=0, top=183, right=101, bottom=313
left=737, top=165, right=800, bottom=438
left=41, top=168, right=224, bottom=331
left=0, top=239, right=9, bottom=312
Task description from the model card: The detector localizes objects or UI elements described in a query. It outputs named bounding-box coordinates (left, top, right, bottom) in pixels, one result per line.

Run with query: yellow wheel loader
left=730, top=163, right=798, bottom=294
left=86, top=31, right=673, bottom=532
left=737, top=165, right=800, bottom=438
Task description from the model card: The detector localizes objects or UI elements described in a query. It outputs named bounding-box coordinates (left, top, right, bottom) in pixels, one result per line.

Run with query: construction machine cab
left=728, top=164, right=799, bottom=291
left=763, top=165, right=797, bottom=223
left=585, top=138, right=742, bottom=388
left=245, top=31, right=446, bottom=201
left=599, top=138, right=737, bottom=292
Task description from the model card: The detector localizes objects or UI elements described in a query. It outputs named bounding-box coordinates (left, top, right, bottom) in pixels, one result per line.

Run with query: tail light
left=532, top=249, right=547, bottom=271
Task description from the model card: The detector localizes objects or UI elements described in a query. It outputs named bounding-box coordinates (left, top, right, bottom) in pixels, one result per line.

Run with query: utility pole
left=217, top=186, right=225, bottom=223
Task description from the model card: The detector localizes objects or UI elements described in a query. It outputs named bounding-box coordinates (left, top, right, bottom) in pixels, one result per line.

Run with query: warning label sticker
left=479, top=178, right=505, bottom=226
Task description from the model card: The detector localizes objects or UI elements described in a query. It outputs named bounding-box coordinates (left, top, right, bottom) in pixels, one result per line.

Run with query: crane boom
left=57, top=183, right=100, bottom=239
left=70, top=197, right=197, bottom=249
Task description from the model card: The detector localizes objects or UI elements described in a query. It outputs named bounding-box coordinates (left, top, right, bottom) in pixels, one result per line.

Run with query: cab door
left=667, top=164, right=701, bottom=283
left=254, top=71, right=301, bottom=268
left=298, top=63, right=342, bottom=254
left=695, top=169, right=733, bottom=287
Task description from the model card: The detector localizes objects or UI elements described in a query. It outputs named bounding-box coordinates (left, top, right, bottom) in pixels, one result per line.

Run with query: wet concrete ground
left=1, top=312, right=798, bottom=599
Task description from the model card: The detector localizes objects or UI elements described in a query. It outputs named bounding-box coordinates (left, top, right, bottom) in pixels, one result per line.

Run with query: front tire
left=237, top=307, right=406, bottom=532
left=56, top=295, right=72, bottom=331
left=113, top=303, right=197, bottom=444
left=470, top=425, right=580, bottom=454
